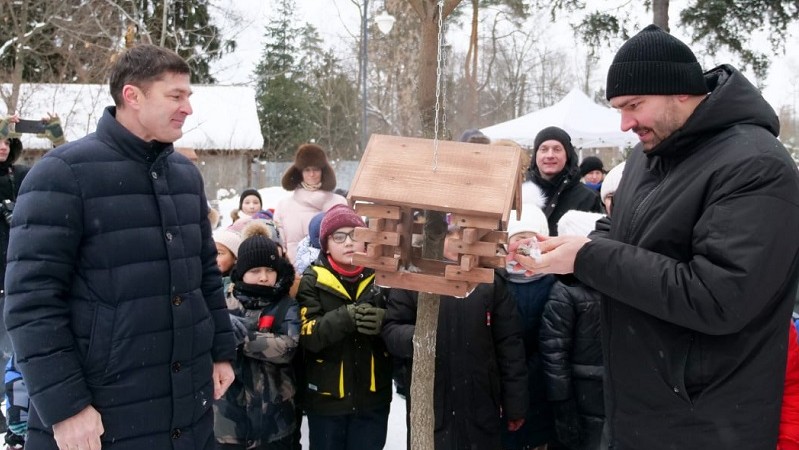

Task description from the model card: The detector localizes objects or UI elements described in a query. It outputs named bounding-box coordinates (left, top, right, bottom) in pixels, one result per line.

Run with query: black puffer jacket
left=0, top=137, right=27, bottom=293
left=4, top=107, right=235, bottom=450
left=539, top=278, right=604, bottom=449
left=527, top=141, right=602, bottom=236
left=576, top=65, right=799, bottom=448
left=382, top=275, right=528, bottom=450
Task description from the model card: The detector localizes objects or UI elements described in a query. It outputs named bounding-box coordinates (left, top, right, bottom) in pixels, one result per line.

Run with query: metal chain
left=432, top=0, right=444, bottom=172
left=441, top=32, right=448, bottom=143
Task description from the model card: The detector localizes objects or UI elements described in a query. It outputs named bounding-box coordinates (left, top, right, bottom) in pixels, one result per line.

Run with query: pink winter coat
left=274, top=188, right=347, bottom=262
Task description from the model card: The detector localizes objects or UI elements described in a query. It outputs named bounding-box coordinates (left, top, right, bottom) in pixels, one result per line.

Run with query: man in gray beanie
left=514, top=24, right=799, bottom=448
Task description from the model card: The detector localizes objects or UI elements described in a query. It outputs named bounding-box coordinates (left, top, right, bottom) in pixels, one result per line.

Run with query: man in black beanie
left=515, top=24, right=799, bottom=448
left=527, top=126, right=602, bottom=235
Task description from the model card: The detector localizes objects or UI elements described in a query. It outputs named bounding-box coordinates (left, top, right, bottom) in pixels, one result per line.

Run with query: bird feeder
left=347, top=134, right=522, bottom=297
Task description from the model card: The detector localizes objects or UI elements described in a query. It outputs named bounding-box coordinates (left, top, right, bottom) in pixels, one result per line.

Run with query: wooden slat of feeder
left=351, top=253, right=400, bottom=271
left=462, top=228, right=490, bottom=244
left=450, top=214, right=499, bottom=230
left=460, top=254, right=477, bottom=271
left=375, top=271, right=475, bottom=298
left=444, top=265, right=494, bottom=284
left=480, top=255, right=507, bottom=268
left=400, top=207, right=414, bottom=271
left=369, top=218, right=385, bottom=231
left=355, top=228, right=400, bottom=246
left=446, top=238, right=499, bottom=258
left=348, top=135, right=520, bottom=223
left=482, top=231, right=508, bottom=245
left=355, top=203, right=401, bottom=220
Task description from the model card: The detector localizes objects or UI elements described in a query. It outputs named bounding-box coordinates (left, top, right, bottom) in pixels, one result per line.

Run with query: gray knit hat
left=606, top=24, right=707, bottom=100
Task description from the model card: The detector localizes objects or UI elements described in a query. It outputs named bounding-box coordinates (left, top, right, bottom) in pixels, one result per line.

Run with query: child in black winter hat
left=214, top=220, right=300, bottom=449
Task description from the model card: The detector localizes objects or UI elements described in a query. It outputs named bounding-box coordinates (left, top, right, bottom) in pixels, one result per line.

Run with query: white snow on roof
left=3, top=83, right=263, bottom=151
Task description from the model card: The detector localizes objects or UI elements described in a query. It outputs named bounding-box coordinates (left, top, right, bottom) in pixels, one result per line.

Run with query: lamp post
left=360, top=2, right=395, bottom=152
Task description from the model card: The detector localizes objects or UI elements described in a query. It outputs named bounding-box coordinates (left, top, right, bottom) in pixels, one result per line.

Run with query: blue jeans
left=307, top=406, right=389, bottom=450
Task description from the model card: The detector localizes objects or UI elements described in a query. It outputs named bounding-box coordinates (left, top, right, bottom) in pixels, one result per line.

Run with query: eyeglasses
left=330, top=230, right=357, bottom=243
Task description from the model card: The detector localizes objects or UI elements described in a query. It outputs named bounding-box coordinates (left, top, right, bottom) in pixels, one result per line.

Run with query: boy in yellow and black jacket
left=296, top=204, right=392, bottom=450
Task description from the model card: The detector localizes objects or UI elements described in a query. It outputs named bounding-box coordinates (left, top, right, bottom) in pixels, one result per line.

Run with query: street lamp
left=360, top=2, right=395, bottom=152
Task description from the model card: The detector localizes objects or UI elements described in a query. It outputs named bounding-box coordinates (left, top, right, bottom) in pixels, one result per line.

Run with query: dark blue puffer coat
left=3, top=107, right=235, bottom=450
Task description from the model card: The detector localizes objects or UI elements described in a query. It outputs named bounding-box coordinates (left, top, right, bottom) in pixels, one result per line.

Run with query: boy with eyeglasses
left=295, top=204, right=392, bottom=450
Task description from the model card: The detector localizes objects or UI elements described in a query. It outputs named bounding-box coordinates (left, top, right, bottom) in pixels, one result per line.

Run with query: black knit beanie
left=239, top=188, right=262, bottom=210
left=579, top=156, right=605, bottom=177
left=232, top=222, right=282, bottom=282
left=533, top=126, right=574, bottom=157
left=606, top=24, right=707, bottom=100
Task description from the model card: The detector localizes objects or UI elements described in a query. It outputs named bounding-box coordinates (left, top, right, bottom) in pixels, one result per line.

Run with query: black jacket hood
left=648, top=64, right=780, bottom=162
left=0, top=138, right=23, bottom=170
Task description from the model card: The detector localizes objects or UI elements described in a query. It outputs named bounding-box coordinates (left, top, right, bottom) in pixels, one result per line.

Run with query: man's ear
left=121, top=85, right=143, bottom=110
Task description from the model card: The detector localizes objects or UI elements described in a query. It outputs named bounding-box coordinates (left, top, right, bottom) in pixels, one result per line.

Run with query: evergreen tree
left=254, top=0, right=359, bottom=161
left=254, top=0, right=316, bottom=161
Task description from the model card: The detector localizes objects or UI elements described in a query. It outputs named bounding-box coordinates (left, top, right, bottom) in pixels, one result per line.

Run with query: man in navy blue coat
left=3, top=44, right=235, bottom=450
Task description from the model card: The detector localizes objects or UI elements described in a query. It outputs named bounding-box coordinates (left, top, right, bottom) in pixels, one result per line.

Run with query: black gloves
left=552, top=398, right=582, bottom=449
left=354, top=304, right=386, bottom=335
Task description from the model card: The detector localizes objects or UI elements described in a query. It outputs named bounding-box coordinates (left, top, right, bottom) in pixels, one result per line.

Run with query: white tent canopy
left=481, top=88, right=637, bottom=149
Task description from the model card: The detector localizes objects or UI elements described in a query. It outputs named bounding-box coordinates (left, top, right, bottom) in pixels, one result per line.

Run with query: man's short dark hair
left=109, top=44, right=191, bottom=107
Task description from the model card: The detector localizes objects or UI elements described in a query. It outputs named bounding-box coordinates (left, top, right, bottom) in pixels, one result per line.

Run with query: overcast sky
left=209, top=0, right=799, bottom=114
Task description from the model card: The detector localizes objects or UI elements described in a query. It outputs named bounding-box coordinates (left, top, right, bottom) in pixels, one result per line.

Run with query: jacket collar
left=95, top=106, right=174, bottom=165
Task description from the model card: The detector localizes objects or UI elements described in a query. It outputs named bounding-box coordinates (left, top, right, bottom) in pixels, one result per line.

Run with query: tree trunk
left=408, top=2, right=461, bottom=449
left=652, top=0, right=670, bottom=31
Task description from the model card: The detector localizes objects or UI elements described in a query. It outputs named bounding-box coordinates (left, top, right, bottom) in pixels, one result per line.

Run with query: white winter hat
left=557, top=210, right=605, bottom=237
left=507, top=181, right=549, bottom=238
left=213, top=227, right=244, bottom=258
left=601, top=161, right=626, bottom=203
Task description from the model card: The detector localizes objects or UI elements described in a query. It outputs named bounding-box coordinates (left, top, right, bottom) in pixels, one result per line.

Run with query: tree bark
left=652, top=0, right=670, bottom=31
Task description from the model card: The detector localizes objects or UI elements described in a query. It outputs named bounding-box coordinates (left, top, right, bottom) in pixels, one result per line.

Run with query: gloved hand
left=355, top=305, right=386, bottom=335
left=346, top=304, right=358, bottom=325
left=552, top=398, right=582, bottom=449
left=38, top=115, right=66, bottom=146
left=229, top=314, right=256, bottom=346
left=0, top=117, right=11, bottom=140
left=0, top=114, right=20, bottom=141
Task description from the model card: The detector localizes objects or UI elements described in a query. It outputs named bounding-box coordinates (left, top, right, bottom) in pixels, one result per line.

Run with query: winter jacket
left=296, top=257, right=392, bottom=415
left=214, top=288, right=300, bottom=447
left=527, top=145, right=602, bottom=236
left=539, top=278, right=604, bottom=450
left=499, top=271, right=558, bottom=449
left=0, top=137, right=28, bottom=294
left=273, top=189, right=346, bottom=262
left=575, top=65, right=799, bottom=448
left=781, top=322, right=799, bottom=450
left=382, top=274, right=528, bottom=450
left=4, top=107, right=236, bottom=450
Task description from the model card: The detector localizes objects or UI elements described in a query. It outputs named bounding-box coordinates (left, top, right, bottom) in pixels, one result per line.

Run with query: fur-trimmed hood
left=281, top=143, right=337, bottom=191
left=0, top=138, right=23, bottom=170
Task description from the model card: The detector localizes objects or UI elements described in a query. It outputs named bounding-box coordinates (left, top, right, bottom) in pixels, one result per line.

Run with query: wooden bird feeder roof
left=348, top=135, right=522, bottom=223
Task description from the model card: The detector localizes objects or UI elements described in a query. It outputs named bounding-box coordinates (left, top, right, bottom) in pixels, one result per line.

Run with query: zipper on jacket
left=624, top=172, right=670, bottom=243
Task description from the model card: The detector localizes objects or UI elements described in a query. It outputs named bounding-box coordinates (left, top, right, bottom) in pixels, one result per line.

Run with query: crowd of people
left=0, top=23, right=797, bottom=450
